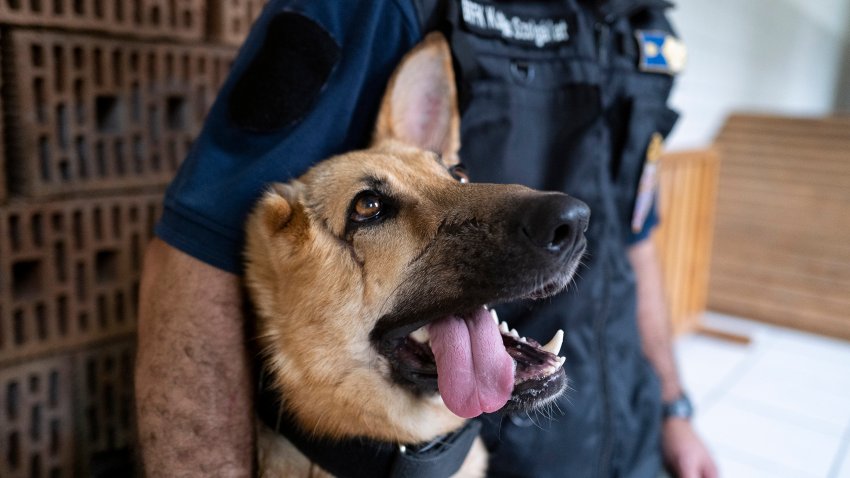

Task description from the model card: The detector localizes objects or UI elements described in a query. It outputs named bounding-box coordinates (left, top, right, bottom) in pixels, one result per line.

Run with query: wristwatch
left=662, top=393, right=693, bottom=420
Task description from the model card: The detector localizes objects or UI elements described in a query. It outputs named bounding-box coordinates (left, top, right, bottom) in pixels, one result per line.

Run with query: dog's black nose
left=521, top=194, right=590, bottom=253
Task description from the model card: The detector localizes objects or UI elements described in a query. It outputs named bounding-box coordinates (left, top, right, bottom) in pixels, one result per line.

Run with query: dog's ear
left=258, top=182, right=301, bottom=233
left=373, top=32, right=460, bottom=162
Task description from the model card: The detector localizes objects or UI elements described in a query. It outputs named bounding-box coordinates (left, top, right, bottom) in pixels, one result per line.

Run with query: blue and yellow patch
left=635, top=30, right=687, bottom=75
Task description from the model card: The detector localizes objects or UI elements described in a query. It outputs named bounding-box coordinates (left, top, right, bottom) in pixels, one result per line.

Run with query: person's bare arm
left=135, top=238, right=255, bottom=477
left=628, top=238, right=717, bottom=478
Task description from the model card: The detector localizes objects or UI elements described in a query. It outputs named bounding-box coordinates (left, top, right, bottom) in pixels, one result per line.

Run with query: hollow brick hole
left=112, top=49, right=123, bottom=86
left=130, top=233, right=140, bottom=271
left=34, top=77, right=46, bottom=123
left=95, top=249, right=118, bottom=284
left=181, top=54, right=190, bottom=81
left=95, top=141, right=107, bottom=177
left=48, top=371, right=59, bottom=409
left=57, top=295, right=68, bottom=336
left=13, top=309, right=26, bottom=345
left=132, top=135, right=144, bottom=173
left=132, top=0, right=141, bottom=23
left=9, top=214, right=22, bottom=251
left=72, top=210, right=84, bottom=250
left=93, top=207, right=103, bottom=240
left=8, top=431, right=20, bottom=470
left=97, top=294, right=108, bottom=328
left=149, top=104, right=161, bottom=143
left=95, top=95, right=123, bottom=133
left=31, top=403, right=42, bottom=442
left=52, top=45, right=65, bottom=93
left=131, top=83, right=141, bottom=122
left=115, top=139, right=127, bottom=176
left=35, top=303, right=47, bottom=340
left=165, top=53, right=174, bottom=80
left=76, top=136, right=90, bottom=179
left=51, top=212, right=64, bottom=232
left=30, top=43, right=43, bottom=65
left=39, top=136, right=51, bottom=182
left=115, top=0, right=124, bottom=21
left=115, top=291, right=125, bottom=323
left=31, top=454, right=42, bottom=477
left=54, top=241, right=67, bottom=282
left=111, top=205, right=122, bottom=238
left=7, top=380, right=20, bottom=420
left=87, top=404, right=99, bottom=443
left=167, top=139, right=179, bottom=171
left=56, top=103, right=70, bottom=151
left=168, top=0, right=177, bottom=26
left=73, top=46, right=84, bottom=69
left=166, top=95, right=188, bottom=131
left=31, top=213, right=44, bottom=247
left=74, top=79, right=85, bottom=124
left=13, top=260, right=44, bottom=300
left=151, top=4, right=161, bottom=25
left=50, top=419, right=60, bottom=456
left=75, top=261, right=86, bottom=301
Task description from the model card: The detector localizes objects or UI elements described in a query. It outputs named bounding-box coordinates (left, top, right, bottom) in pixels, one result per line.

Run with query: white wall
left=665, top=0, right=850, bottom=149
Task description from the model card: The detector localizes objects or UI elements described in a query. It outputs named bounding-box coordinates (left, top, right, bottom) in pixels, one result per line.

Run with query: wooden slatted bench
left=653, top=149, right=720, bottom=334
left=709, top=114, right=850, bottom=340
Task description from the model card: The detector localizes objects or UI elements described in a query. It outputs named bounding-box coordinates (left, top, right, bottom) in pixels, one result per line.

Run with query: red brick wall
left=0, top=3, right=265, bottom=476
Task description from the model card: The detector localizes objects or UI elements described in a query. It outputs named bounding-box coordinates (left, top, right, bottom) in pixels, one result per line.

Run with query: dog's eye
left=450, top=165, right=470, bottom=184
left=351, top=192, right=384, bottom=222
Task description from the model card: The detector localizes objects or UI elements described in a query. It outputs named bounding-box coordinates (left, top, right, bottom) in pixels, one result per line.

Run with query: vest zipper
left=595, top=256, right=614, bottom=477
left=595, top=18, right=615, bottom=477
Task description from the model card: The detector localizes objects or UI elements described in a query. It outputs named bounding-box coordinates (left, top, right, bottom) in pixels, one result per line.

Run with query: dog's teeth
left=490, top=308, right=499, bottom=324
left=510, top=328, right=519, bottom=338
left=519, top=336, right=527, bottom=343
left=542, top=330, right=564, bottom=355
left=557, top=356, right=566, bottom=368
left=499, top=322, right=509, bottom=334
left=409, top=326, right=430, bottom=344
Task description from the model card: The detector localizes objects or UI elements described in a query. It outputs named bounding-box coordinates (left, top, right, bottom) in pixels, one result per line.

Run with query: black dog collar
left=256, top=372, right=481, bottom=478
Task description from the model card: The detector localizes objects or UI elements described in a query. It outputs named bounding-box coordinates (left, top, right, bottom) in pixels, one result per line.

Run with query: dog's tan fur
left=245, top=34, right=528, bottom=477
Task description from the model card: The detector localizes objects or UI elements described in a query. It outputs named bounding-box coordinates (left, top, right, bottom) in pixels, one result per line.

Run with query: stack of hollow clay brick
left=0, top=2, right=265, bottom=476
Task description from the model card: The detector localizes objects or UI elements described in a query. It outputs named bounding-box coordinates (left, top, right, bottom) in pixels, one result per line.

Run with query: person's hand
left=662, top=418, right=718, bottom=478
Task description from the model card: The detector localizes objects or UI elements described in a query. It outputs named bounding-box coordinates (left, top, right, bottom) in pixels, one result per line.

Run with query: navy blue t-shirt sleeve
left=156, top=0, right=421, bottom=274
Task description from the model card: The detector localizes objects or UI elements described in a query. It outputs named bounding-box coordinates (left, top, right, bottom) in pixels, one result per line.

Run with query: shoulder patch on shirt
left=229, top=12, right=340, bottom=133
left=631, top=132, right=663, bottom=233
left=635, top=30, right=686, bottom=75
left=459, top=0, right=575, bottom=48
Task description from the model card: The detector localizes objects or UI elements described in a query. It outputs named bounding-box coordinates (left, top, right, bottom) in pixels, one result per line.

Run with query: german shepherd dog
left=244, top=33, right=590, bottom=476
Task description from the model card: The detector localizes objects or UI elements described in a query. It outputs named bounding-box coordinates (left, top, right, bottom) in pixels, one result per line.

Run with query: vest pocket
left=459, top=56, right=602, bottom=193
left=614, top=99, right=679, bottom=237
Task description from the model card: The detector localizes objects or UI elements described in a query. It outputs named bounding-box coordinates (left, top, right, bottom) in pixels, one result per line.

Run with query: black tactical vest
left=426, top=1, right=681, bottom=476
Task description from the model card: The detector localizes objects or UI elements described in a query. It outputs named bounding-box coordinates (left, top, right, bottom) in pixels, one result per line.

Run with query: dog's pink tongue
left=428, top=308, right=514, bottom=418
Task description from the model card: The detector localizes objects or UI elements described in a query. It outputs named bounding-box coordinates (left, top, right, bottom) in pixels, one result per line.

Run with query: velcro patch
left=635, top=30, right=686, bottom=75
left=459, top=0, right=575, bottom=48
left=229, top=12, right=340, bottom=133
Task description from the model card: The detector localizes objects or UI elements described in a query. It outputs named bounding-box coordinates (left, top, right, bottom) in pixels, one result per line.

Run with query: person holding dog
left=135, top=0, right=717, bottom=477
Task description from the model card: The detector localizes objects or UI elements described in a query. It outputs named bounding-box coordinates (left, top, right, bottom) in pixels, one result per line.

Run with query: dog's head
left=245, top=34, right=589, bottom=444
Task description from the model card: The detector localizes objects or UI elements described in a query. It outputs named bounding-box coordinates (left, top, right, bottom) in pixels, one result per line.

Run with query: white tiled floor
left=675, top=312, right=850, bottom=478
